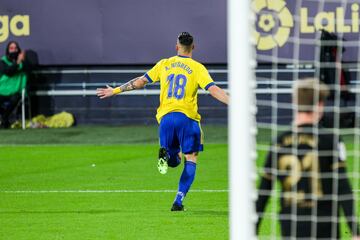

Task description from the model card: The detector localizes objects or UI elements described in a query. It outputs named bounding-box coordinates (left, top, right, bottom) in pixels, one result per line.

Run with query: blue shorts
left=159, top=112, right=203, bottom=159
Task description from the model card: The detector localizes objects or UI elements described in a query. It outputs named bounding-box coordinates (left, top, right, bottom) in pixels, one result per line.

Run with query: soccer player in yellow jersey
left=96, top=32, right=228, bottom=211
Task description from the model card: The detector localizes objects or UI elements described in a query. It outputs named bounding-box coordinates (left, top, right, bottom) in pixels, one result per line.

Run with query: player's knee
left=184, top=153, right=198, bottom=163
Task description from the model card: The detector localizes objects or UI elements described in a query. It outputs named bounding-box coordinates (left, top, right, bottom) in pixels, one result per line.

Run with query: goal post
left=228, top=0, right=257, bottom=239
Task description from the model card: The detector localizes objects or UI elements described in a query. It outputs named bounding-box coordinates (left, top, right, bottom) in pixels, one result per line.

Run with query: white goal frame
left=228, top=0, right=256, bottom=239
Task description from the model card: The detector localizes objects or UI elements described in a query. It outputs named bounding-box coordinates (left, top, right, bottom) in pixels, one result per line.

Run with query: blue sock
left=174, top=161, right=197, bottom=206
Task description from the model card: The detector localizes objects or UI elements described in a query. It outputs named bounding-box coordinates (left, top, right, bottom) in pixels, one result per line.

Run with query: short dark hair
left=178, top=32, right=193, bottom=46
left=293, top=78, right=330, bottom=112
left=5, top=41, right=21, bottom=56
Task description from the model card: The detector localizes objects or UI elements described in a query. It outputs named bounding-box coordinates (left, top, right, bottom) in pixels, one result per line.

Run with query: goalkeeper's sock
left=174, top=161, right=197, bottom=206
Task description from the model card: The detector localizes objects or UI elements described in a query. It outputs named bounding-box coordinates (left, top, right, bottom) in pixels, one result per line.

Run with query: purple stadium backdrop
left=0, top=0, right=358, bottom=65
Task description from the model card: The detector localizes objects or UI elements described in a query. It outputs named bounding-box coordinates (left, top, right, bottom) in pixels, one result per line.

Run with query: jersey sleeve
left=256, top=144, right=275, bottom=232
left=144, top=59, right=165, bottom=83
left=197, top=64, right=215, bottom=90
left=336, top=147, right=360, bottom=235
left=331, top=137, right=347, bottom=170
left=0, top=60, right=19, bottom=77
left=337, top=166, right=360, bottom=235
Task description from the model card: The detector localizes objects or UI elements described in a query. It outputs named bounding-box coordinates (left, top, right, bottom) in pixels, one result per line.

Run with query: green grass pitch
left=0, top=125, right=358, bottom=239
left=0, top=126, right=228, bottom=240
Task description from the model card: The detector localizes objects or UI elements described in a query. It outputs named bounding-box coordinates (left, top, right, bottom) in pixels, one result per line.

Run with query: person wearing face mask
left=0, top=41, right=28, bottom=128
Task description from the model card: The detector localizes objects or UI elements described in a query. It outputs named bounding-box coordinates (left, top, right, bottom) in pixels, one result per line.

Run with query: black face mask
left=8, top=51, right=19, bottom=61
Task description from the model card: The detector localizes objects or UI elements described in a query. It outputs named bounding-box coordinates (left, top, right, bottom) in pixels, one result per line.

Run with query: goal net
left=229, top=0, right=360, bottom=239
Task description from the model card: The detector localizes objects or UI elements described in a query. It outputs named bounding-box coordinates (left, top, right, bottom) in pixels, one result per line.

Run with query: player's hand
left=352, top=236, right=360, bottom=240
left=96, top=85, right=115, bottom=99
left=17, top=51, right=26, bottom=64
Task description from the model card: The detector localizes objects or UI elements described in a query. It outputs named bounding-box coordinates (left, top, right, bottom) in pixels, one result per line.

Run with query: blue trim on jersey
left=177, top=55, right=190, bottom=58
left=204, top=82, right=215, bottom=90
left=144, top=73, right=153, bottom=83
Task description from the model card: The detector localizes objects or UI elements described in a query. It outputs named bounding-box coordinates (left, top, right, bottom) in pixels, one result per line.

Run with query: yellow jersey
left=145, top=55, right=215, bottom=123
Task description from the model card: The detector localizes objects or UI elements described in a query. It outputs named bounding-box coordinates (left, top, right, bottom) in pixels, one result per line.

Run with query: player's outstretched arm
left=337, top=166, right=360, bottom=237
left=256, top=173, right=272, bottom=233
left=96, top=75, right=149, bottom=99
left=208, top=85, right=229, bottom=105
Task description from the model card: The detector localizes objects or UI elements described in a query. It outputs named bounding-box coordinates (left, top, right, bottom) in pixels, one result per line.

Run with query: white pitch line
left=2, top=189, right=359, bottom=193
left=0, top=189, right=228, bottom=194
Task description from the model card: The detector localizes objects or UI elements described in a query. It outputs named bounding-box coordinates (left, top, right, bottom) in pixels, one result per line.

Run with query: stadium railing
left=20, top=65, right=359, bottom=126
left=30, top=66, right=360, bottom=96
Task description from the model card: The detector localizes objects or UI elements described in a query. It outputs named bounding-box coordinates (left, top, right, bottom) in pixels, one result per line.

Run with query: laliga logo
left=252, top=0, right=293, bottom=50
left=253, top=0, right=360, bottom=50
left=0, top=15, right=30, bottom=43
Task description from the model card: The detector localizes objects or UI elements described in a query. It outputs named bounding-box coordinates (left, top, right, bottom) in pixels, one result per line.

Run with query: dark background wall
left=28, top=65, right=228, bottom=125
left=0, top=0, right=226, bottom=65
left=2, top=1, right=359, bottom=125
left=27, top=64, right=358, bottom=126
left=1, top=0, right=359, bottom=65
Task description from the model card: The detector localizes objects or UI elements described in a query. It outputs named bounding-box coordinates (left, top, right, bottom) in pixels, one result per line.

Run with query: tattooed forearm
left=120, top=78, right=137, bottom=92
left=119, top=77, right=147, bottom=92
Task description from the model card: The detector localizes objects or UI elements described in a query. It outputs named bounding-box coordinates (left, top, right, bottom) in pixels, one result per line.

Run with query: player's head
left=5, top=41, right=21, bottom=60
left=293, top=78, right=329, bottom=115
left=176, top=32, right=194, bottom=54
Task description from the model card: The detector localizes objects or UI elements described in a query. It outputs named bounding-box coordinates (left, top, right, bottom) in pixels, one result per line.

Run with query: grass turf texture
left=0, top=125, right=228, bottom=240
left=0, top=125, right=358, bottom=239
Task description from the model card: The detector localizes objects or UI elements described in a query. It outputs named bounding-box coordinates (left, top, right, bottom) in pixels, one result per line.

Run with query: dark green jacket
left=0, top=56, right=27, bottom=96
